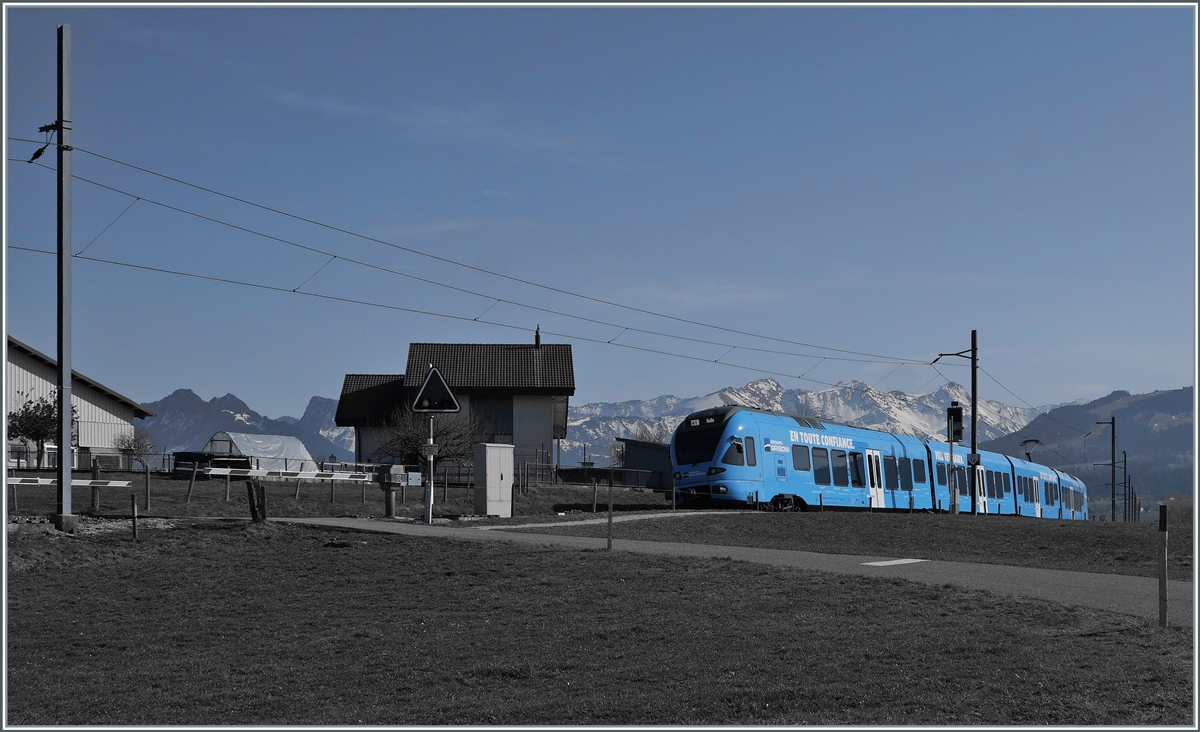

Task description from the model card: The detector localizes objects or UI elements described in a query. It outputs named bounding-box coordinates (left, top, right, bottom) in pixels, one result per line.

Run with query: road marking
left=862, top=558, right=928, bottom=566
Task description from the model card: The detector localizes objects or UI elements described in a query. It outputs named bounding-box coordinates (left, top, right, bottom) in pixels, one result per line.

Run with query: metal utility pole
left=1096, top=417, right=1116, bottom=522
left=55, top=24, right=75, bottom=532
left=933, top=330, right=979, bottom=515
left=970, top=329, right=978, bottom=515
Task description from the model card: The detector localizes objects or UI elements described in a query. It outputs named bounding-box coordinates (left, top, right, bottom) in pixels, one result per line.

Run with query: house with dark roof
left=335, top=341, right=574, bottom=465
left=6, top=335, right=156, bottom=469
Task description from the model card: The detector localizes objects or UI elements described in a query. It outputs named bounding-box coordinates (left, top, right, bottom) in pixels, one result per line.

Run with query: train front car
left=670, top=406, right=763, bottom=507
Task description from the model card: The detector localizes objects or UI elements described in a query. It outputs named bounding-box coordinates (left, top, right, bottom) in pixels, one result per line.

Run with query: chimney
left=535, top=325, right=541, bottom=348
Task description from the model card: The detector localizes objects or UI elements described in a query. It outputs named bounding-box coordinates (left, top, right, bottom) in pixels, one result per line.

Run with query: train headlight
left=712, top=485, right=728, bottom=494
left=673, top=471, right=681, bottom=480
left=707, top=466, right=726, bottom=476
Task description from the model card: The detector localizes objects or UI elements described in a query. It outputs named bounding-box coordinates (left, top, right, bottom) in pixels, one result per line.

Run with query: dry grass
left=5, top=520, right=1193, bottom=726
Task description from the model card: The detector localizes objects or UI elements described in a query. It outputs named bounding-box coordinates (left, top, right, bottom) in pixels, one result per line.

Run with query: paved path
left=275, top=516, right=1195, bottom=628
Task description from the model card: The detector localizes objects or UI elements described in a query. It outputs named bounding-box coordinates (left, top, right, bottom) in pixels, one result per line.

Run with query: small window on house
left=792, top=445, right=810, bottom=471
left=812, top=448, right=831, bottom=485
left=744, top=436, right=756, bottom=467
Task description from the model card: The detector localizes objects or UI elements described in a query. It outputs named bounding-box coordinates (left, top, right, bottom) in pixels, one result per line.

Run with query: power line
left=978, top=366, right=1091, bottom=437
left=9, top=155, right=921, bottom=368
left=7, top=138, right=930, bottom=364
left=8, top=245, right=868, bottom=390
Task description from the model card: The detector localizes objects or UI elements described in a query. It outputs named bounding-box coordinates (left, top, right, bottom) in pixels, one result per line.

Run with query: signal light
left=947, top=401, right=964, bottom=443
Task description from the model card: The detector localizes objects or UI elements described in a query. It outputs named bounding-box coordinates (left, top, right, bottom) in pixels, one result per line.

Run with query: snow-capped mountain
left=139, top=390, right=354, bottom=459
left=561, top=378, right=1039, bottom=466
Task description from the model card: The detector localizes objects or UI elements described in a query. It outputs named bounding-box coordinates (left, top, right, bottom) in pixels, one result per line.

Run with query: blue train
left=669, top=405, right=1089, bottom=519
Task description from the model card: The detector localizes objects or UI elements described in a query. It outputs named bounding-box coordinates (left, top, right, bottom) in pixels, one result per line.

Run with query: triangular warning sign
left=411, top=366, right=460, bottom=413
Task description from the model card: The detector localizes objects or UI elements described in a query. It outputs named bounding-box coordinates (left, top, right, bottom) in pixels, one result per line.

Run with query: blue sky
left=4, top=5, right=1196, bottom=420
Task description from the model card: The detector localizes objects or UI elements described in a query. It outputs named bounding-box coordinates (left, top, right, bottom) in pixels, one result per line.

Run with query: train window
left=1002, top=473, right=1011, bottom=495
left=812, top=448, right=831, bottom=485
left=831, top=450, right=850, bottom=486
left=898, top=458, right=913, bottom=491
left=986, top=470, right=996, bottom=499
left=936, top=462, right=947, bottom=486
left=953, top=467, right=967, bottom=496
left=792, top=445, right=810, bottom=471
left=674, top=425, right=726, bottom=465
left=912, top=459, right=926, bottom=484
left=883, top=456, right=900, bottom=491
left=744, top=437, right=756, bottom=467
left=848, top=452, right=866, bottom=487
left=720, top=438, right=745, bottom=466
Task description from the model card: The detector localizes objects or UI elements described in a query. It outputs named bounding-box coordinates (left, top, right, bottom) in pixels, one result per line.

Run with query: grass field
left=5, top=519, right=1193, bottom=726
left=511, top=510, right=1196, bottom=581
left=6, top=472, right=1195, bottom=724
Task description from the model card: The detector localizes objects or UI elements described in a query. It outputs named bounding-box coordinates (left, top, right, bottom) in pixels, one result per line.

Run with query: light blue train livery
left=669, top=405, right=1089, bottom=519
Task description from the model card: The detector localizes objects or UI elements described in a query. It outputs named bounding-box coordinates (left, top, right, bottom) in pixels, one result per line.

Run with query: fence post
left=131, top=494, right=138, bottom=541
left=1159, top=505, right=1168, bottom=628
left=227, top=474, right=233, bottom=502
left=186, top=462, right=198, bottom=503
left=592, top=480, right=598, bottom=513
left=11, top=483, right=17, bottom=513
left=91, top=458, right=101, bottom=511
left=246, top=479, right=261, bottom=522
left=144, top=463, right=151, bottom=511
left=607, top=472, right=614, bottom=551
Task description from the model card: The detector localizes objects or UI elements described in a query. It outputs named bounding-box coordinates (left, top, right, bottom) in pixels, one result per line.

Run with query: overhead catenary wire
left=9, top=154, right=923, bottom=368
left=9, top=244, right=874, bottom=391
left=978, top=366, right=1092, bottom=438
left=7, top=139, right=930, bottom=365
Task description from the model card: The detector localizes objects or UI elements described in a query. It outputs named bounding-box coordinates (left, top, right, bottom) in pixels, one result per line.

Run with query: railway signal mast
left=947, top=401, right=964, bottom=514
left=933, top=330, right=980, bottom=514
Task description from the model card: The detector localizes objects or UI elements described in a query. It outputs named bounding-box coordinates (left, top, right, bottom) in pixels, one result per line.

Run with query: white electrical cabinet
left=473, top=443, right=514, bottom=518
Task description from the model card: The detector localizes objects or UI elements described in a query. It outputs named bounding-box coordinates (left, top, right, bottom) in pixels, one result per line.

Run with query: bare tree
left=113, top=429, right=156, bottom=470
left=368, top=405, right=483, bottom=469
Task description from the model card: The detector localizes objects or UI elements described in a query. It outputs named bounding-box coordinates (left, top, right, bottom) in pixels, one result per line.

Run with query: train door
left=865, top=449, right=885, bottom=508
left=1033, top=477, right=1041, bottom=518
left=976, top=466, right=988, bottom=514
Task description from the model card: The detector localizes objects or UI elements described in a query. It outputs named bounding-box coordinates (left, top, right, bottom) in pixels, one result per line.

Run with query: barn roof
left=6, top=336, right=156, bottom=419
left=333, top=374, right=406, bottom=426
left=403, top=343, right=574, bottom=394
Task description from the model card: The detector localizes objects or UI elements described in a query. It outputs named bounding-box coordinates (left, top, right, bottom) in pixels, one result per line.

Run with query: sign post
left=410, top=365, right=460, bottom=525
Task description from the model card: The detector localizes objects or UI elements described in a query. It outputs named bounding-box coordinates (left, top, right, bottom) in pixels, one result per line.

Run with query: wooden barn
left=6, top=336, right=155, bottom=470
